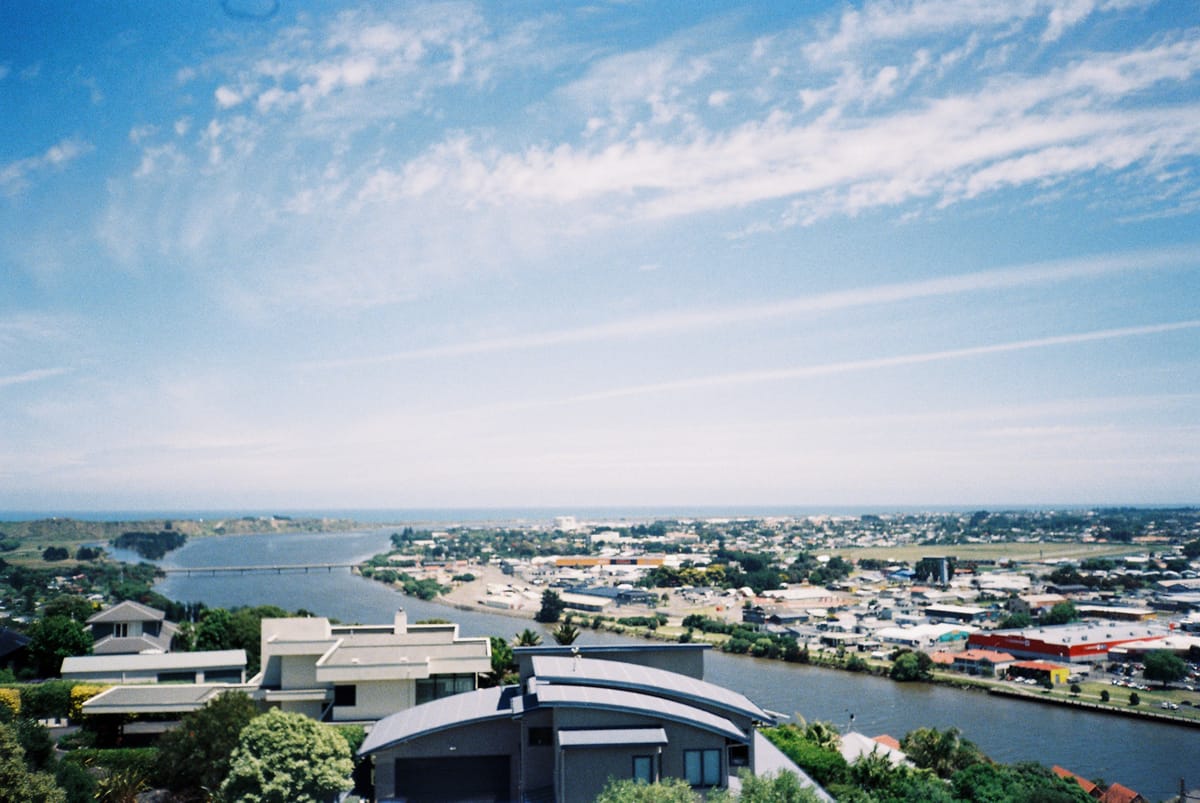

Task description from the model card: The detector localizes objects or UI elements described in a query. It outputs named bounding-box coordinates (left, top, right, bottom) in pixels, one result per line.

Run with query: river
left=121, top=529, right=1198, bottom=801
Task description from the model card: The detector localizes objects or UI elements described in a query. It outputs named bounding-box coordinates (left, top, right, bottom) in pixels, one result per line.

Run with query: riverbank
left=408, top=568, right=1200, bottom=730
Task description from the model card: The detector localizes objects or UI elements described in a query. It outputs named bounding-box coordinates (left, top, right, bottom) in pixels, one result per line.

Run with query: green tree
left=901, top=726, right=984, bottom=779
left=194, top=608, right=235, bottom=652
left=950, top=761, right=1091, bottom=803
left=1143, top=650, right=1187, bottom=688
left=42, top=595, right=95, bottom=624
left=157, top=691, right=259, bottom=795
left=0, top=721, right=65, bottom=803
left=26, top=616, right=92, bottom=678
left=551, top=621, right=580, bottom=645
left=888, top=651, right=932, bottom=682
left=219, top=709, right=353, bottom=803
left=1100, top=689, right=1110, bottom=702
left=715, top=770, right=820, bottom=802
left=482, top=636, right=516, bottom=687
left=514, top=628, right=543, bottom=647
left=1042, top=601, right=1079, bottom=625
left=999, top=611, right=1032, bottom=629
left=535, top=590, right=565, bottom=623
left=595, top=777, right=696, bottom=802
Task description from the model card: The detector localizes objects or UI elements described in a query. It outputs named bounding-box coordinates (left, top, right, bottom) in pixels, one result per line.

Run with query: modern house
left=62, top=649, right=247, bottom=684
left=359, top=644, right=830, bottom=803
left=257, top=610, right=492, bottom=722
left=86, top=600, right=178, bottom=654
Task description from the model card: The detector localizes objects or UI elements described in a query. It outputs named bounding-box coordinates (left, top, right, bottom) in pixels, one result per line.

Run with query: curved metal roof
left=531, top=655, right=772, bottom=724
left=360, top=686, right=522, bottom=755
left=533, top=682, right=746, bottom=742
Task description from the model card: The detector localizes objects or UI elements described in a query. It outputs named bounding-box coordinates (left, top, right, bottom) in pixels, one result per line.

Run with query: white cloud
left=565, top=320, right=1200, bottom=403
left=0, top=367, right=68, bottom=389
left=214, top=85, right=244, bottom=108
left=0, top=137, right=92, bottom=196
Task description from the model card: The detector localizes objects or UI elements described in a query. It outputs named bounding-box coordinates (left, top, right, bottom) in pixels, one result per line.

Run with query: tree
left=1042, top=601, right=1079, bottom=625
left=551, top=621, right=580, bottom=645
left=1129, top=691, right=1140, bottom=706
left=902, top=727, right=984, bottom=779
left=41, top=546, right=69, bottom=562
left=514, top=628, right=543, bottom=647
left=219, top=709, right=353, bottom=803
left=595, top=777, right=696, bottom=802
left=0, top=721, right=65, bottom=803
left=482, top=636, right=516, bottom=687
left=1143, top=650, right=1187, bottom=688
left=26, top=616, right=92, bottom=678
left=157, top=691, right=259, bottom=795
left=1100, top=689, right=1110, bottom=703
left=889, top=651, right=932, bottom=682
left=999, top=611, right=1032, bottom=629
left=42, top=595, right=94, bottom=623
left=535, top=590, right=565, bottom=623
left=951, top=761, right=1091, bottom=803
left=1069, top=683, right=1081, bottom=696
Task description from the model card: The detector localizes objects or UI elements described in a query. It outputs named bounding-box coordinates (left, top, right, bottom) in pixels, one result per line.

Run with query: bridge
left=159, top=563, right=359, bottom=576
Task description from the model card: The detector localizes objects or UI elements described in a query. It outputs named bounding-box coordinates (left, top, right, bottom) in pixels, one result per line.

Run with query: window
left=415, top=673, right=475, bottom=705
left=113, top=623, right=128, bottom=638
left=334, top=684, right=357, bottom=707
left=683, top=749, right=721, bottom=787
left=633, top=756, right=654, bottom=784
left=528, top=727, right=552, bottom=746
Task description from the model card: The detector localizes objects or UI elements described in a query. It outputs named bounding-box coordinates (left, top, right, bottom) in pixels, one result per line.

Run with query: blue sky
left=2, top=0, right=1198, bottom=511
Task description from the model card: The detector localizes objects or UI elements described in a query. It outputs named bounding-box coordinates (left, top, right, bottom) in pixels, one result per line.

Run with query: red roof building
left=1053, top=765, right=1100, bottom=798
left=968, top=623, right=1166, bottom=663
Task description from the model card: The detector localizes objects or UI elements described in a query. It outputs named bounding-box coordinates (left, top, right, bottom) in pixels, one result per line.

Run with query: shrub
left=69, top=685, right=109, bottom=720
left=0, top=687, right=20, bottom=718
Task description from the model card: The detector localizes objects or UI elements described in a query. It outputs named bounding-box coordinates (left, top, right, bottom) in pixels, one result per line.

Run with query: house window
left=683, top=749, right=721, bottom=787
left=415, top=673, right=475, bottom=705
left=113, top=623, right=128, bottom=638
left=334, top=685, right=357, bottom=707
left=528, top=727, right=552, bottom=746
left=633, top=756, right=654, bottom=784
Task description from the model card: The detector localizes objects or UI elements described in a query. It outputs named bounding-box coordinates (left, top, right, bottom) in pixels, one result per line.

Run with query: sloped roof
left=531, top=655, right=772, bottom=724
left=87, top=600, right=166, bottom=624
left=1099, top=782, right=1143, bottom=803
left=1052, top=765, right=1099, bottom=795
left=534, top=681, right=746, bottom=741
left=361, top=686, right=522, bottom=754
left=82, top=684, right=251, bottom=715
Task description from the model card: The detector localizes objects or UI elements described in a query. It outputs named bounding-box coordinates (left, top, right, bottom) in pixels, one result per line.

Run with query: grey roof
left=87, top=600, right=166, bottom=624
left=82, top=684, right=249, bottom=715
left=558, top=727, right=667, bottom=748
left=361, top=686, right=522, bottom=755
left=61, top=649, right=246, bottom=675
left=531, top=655, right=773, bottom=724
left=534, top=682, right=746, bottom=742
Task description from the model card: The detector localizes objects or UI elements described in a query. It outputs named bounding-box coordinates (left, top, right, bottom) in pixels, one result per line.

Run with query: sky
left=2, top=0, right=1199, bottom=512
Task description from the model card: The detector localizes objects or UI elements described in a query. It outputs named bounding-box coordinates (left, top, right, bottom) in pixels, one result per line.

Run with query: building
left=950, top=649, right=1015, bottom=677
left=359, top=645, right=830, bottom=803
left=968, top=622, right=1168, bottom=663
left=61, top=649, right=246, bottom=684
left=86, top=600, right=178, bottom=655
left=1008, top=660, right=1071, bottom=685
left=924, top=604, right=990, bottom=625
left=258, top=611, right=491, bottom=722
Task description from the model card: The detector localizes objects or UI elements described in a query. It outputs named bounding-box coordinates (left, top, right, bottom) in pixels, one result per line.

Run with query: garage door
left=394, top=755, right=510, bottom=802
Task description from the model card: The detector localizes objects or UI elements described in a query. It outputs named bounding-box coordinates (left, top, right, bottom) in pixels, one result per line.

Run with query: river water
left=122, top=529, right=1198, bottom=801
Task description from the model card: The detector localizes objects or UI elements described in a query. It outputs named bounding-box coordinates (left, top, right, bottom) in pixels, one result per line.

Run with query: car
left=1161, top=701, right=1170, bottom=709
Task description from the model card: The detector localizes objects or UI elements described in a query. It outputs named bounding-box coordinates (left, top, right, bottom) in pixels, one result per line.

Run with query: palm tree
left=514, top=628, right=543, bottom=647
left=551, top=621, right=580, bottom=645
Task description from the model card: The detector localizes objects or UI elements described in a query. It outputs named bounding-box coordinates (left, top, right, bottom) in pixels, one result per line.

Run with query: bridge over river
left=160, top=562, right=358, bottom=576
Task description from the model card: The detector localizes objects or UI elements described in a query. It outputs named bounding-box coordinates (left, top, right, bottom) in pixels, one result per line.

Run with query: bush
left=69, top=685, right=109, bottom=720
left=0, top=687, right=20, bottom=718
left=21, top=680, right=75, bottom=719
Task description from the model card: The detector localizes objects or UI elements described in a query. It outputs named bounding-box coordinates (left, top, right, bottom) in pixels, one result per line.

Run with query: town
left=4, top=508, right=1199, bottom=801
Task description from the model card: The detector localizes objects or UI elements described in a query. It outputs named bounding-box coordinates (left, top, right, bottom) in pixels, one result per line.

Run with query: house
left=258, top=610, right=491, bottom=722
left=1098, top=781, right=1147, bottom=803
left=359, top=644, right=831, bottom=803
left=950, top=649, right=1015, bottom=677
left=86, top=600, right=178, bottom=655
left=1052, top=765, right=1100, bottom=798
left=61, top=649, right=247, bottom=684
left=839, top=732, right=909, bottom=767
left=969, top=622, right=1167, bottom=664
